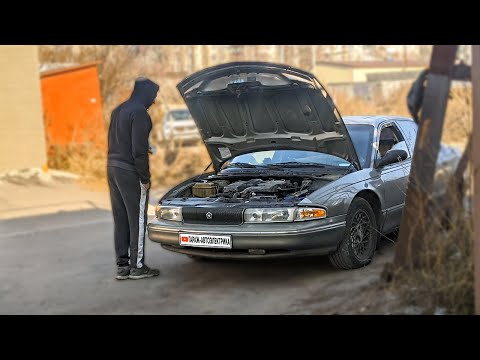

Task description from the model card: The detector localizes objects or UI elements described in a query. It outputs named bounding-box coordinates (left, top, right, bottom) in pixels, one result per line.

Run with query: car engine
left=191, top=178, right=313, bottom=201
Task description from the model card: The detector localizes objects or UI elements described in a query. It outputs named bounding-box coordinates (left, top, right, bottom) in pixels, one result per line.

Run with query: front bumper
left=147, top=216, right=346, bottom=259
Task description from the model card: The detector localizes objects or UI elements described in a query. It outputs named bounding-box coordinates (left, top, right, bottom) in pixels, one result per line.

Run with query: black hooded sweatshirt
left=107, top=78, right=159, bottom=184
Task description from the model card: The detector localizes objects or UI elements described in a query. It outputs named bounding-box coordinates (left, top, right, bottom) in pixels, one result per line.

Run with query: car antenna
left=203, top=162, right=213, bottom=172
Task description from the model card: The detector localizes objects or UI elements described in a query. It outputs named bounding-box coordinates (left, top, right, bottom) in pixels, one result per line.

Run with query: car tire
left=329, top=197, right=378, bottom=270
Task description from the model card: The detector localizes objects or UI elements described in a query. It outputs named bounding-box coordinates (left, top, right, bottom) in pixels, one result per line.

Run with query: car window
left=223, top=150, right=351, bottom=169
left=396, top=120, right=418, bottom=154
left=378, top=125, right=404, bottom=158
left=390, top=140, right=409, bottom=154
left=345, top=124, right=374, bottom=169
left=168, top=109, right=192, bottom=121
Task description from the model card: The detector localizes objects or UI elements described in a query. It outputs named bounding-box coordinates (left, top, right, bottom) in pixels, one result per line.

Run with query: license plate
left=179, top=233, right=232, bottom=249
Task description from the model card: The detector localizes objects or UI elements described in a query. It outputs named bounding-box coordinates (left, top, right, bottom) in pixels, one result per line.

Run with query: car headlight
left=244, top=208, right=296, bottom=223
left=243, top=207, right=326, bottom=223
left=156, top=205, right=183, bottom=222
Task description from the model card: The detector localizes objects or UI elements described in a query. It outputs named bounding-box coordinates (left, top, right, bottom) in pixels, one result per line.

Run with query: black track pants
left=107, top=166, right=149, bottom=269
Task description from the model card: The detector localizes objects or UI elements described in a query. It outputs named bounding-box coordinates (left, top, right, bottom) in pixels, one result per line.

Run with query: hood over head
left=177, top=62, right=360, bottom=172
left=130, top=77, right=160, bottom=109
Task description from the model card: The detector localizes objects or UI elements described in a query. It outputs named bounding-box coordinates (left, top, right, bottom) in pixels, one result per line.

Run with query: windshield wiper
left=265, top=162, right=326, bottom=168
left=225, top=162, right=263, bottom=169
left=342, top=162, right=357, bottom=175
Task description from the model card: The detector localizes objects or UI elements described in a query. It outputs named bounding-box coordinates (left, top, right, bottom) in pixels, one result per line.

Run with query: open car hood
left=177, top=62, right=360, bottom=172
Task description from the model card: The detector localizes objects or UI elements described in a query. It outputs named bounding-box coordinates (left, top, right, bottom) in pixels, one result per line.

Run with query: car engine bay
left=165, top=174, right=341, bottom=204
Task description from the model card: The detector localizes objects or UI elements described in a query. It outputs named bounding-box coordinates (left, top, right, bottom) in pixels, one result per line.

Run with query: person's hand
left=141, top=182, right=151, bottom=190
left=148, top=144, right=157, bottom=155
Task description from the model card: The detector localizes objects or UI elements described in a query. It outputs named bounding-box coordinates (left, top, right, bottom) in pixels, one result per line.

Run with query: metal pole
left=472, top=45, right=480, bottom=314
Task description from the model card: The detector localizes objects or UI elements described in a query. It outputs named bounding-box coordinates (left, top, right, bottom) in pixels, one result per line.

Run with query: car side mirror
left=376, top=149, right=408, bottom=168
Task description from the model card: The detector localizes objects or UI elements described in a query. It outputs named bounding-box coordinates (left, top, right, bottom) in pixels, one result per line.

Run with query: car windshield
left=345, top=124, right=374, bottom=168
left=169, top=109, right=192, bottom=121
left=221, top=150, right=352, bottom=170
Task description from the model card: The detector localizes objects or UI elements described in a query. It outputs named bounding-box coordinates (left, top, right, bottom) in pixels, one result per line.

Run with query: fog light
left=296, top=207, right=327, bottom=221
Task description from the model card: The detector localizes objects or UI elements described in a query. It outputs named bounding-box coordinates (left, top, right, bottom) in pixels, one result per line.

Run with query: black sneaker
left=116, top=266, right=130, bottom=280
left=129, top=265, right=160, bottom=280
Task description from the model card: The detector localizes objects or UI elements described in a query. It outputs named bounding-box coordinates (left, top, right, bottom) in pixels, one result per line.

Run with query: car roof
left=343, top=115, right=415, bottom=127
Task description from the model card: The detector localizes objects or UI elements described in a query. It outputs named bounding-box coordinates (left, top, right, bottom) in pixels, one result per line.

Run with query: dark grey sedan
left=147, top=62, right=460, bottom=269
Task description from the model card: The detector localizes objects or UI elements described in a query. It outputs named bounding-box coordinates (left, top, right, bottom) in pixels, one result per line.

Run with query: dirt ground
left=0, top=181, right=423, bottom=315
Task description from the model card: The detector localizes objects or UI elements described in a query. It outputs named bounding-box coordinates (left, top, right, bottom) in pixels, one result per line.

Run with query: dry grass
left=332, top=83, right=473, bottom=314
left=330, top=84, right=411, bottom=118
left=47, top=143, right=107, bottom=188
left=150, top=141, right=210, bottom=188
left=387, top=84, right=472, bottom=314
left=46, top=81, right=472, bottom=189
left=332, top=83, right=472, bottom=146
left=389, top=200, right=474, bottom=314
left=443, top=84, right=472, bottom=145
left=45, top=139, right=211, bottom=191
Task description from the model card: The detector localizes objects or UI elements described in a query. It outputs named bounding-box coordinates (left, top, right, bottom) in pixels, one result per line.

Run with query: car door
left=373, top=121, right=412, bottom=233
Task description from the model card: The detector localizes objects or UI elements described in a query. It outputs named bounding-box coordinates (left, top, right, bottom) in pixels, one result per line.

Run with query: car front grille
left=182, top=207, right=244, bottom=225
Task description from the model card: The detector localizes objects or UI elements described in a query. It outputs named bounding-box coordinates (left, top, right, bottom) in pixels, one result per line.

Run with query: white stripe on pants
left=137, top=181, right=147, bottom=268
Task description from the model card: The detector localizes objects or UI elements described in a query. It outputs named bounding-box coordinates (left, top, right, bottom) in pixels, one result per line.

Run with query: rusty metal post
left=472, top=45, right=480, bottom=314
left=394, top=45, right=458, bottom=268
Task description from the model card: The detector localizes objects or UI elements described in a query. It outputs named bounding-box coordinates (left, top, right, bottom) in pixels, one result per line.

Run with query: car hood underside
left=177, top=62, right=360, bottom=171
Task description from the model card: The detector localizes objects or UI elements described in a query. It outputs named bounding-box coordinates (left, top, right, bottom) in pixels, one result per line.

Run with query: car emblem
left=206, top=211, right=213, bottom=220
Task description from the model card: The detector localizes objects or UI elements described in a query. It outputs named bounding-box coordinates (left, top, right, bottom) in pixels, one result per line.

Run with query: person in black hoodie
left=107, top=77, right=160, bottom=280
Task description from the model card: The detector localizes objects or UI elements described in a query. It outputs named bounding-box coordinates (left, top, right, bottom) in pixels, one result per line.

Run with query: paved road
left=0, top=205, right=395, bottom=314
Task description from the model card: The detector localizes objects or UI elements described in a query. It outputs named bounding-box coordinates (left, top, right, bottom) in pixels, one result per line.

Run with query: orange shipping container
left=40, top=62, right=106, bottom=150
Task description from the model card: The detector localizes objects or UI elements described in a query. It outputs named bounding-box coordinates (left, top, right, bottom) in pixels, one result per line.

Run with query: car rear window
left=169, top=110, right=192, bottom=121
